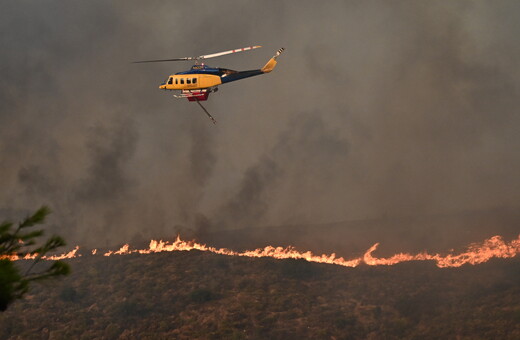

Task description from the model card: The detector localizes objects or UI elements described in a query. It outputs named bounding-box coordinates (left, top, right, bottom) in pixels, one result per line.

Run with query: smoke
left=213, top=113, right=350, bottom=229
left=77, top=118, right=137, bottom=203
left=215, top=155, right=281, bottom=229
left=1, top=1, right=520, bottom=247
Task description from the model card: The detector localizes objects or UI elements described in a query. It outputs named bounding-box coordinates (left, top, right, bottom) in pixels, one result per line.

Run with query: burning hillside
left=4, top=226, right=519, bottom=338
left=6, top=234, right=520, bottom=269
left=2, top=244, right=519, bottom=339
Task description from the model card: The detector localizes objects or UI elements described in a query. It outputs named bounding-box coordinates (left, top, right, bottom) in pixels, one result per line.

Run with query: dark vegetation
left=0, top=207, right=69, bottom=311
left=1, top=250, right=519, bottom=339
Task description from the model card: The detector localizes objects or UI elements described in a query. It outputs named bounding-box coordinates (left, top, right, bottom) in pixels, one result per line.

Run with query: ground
left=1, top=250, right=519, bottom=339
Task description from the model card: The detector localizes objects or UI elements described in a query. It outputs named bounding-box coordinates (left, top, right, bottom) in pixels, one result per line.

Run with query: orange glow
left=363, top=235, right=520, bottom=267
left=6, top=234, right=520, bottom=269
left=44, top=246, right=80, bottom=261
left=1, top=246, right=79, bottom=261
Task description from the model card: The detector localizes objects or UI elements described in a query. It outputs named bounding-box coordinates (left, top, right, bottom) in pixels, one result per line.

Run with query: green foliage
left=0, top=206, right=70, bottom=311
left=0, top=259, right=25, bottom=311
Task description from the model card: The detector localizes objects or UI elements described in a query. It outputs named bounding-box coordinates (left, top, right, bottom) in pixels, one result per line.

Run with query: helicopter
left=133, top=46, right=285, bottom=124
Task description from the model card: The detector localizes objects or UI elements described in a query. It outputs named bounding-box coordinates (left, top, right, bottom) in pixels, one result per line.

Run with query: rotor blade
left=199, top=45, right=262, bottom=60
left=195, top=98, right=216, bottom=124
left=132, top=57, right=195, bottom=63
left=133, top=45, right=262, bottom=63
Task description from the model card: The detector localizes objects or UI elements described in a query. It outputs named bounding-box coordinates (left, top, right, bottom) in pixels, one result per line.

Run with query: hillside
left=1, top=250, right=519, bottom=339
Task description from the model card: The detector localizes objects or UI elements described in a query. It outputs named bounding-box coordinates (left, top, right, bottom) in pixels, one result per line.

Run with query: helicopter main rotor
left=133, top=45, right=262, bottom=64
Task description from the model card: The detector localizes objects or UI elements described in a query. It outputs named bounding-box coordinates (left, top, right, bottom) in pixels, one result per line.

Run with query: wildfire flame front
left=4, top=234, right=519, bottom=269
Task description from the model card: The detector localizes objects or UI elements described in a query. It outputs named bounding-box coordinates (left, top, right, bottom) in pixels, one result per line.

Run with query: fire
left=434, top=235, right=520, bottom=268
left=362, top=235, right=520, bottom=267
left=98, top=236, right=362, bottom=267
left=44, top=246, right=80, bottom=261
left=1, top=246, right=80, bottom=261
left=131, top=237, right=362, bottom=267
left=5, top=234, right=520, bottom=269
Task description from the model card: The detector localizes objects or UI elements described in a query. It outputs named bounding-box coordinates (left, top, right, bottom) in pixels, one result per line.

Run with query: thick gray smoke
left=1, top=1, right=520, bottom=247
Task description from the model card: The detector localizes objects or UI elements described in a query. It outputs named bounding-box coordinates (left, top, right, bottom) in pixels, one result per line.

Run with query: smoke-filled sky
left=1, top=1, right=520, bottom=246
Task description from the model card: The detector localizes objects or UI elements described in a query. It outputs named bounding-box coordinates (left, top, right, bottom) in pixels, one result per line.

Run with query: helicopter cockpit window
left=167, top=77, right=173, bottom=85
left=192, top=78, right=197, bottom=84
left=187, top=79, right=191, bottom=84
left=180, top=78, right=184, bottom=84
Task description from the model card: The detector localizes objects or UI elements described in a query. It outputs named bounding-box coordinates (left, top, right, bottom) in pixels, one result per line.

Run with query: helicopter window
left=175, top=78, right=178, bottom=85
left=192, top=78, right=197, bottom=84
left=167, top=77, right=173, bottom=85
left=180, top=78, right=184, bottom=84
left=187, top=78, right=191, bottom=84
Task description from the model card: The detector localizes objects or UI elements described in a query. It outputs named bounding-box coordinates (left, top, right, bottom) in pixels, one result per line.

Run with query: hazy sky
left=1, top=1, right=519, bottom=246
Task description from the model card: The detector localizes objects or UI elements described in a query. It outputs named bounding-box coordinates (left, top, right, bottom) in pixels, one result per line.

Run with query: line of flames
left=3, top=235, right=519, bottom=268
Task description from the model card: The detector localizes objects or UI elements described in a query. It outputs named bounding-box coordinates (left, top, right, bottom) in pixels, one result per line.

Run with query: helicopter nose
left=159, top=84, right=166, bottom=90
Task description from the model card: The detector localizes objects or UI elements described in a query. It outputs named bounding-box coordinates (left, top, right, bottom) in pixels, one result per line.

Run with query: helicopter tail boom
left=219, top=47, right=285, bottom=83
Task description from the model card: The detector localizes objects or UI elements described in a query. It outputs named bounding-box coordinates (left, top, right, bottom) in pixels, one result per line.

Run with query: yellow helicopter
left=134, top=46, right=284, bottom=123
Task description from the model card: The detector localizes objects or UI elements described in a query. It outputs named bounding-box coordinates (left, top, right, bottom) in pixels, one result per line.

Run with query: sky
left=1, top=1, right=520, bottom=247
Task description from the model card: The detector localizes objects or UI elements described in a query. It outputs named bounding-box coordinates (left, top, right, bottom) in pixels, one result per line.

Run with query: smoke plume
left=1, top=1, right=520, bottom=247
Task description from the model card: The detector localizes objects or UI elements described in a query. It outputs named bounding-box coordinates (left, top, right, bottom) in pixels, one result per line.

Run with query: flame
left=44, top=246, right=80, bottom=260
left=434, top=235, right=520, bottom=268
left=4, top=234, right=519, bottom=269
left=1, top=246, right=80, bottom=261
left=104, top=244, right=130, bottom=256
left=362, top=235, right=520, bottom=267
left=119, top=236, right=362, bottom=267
